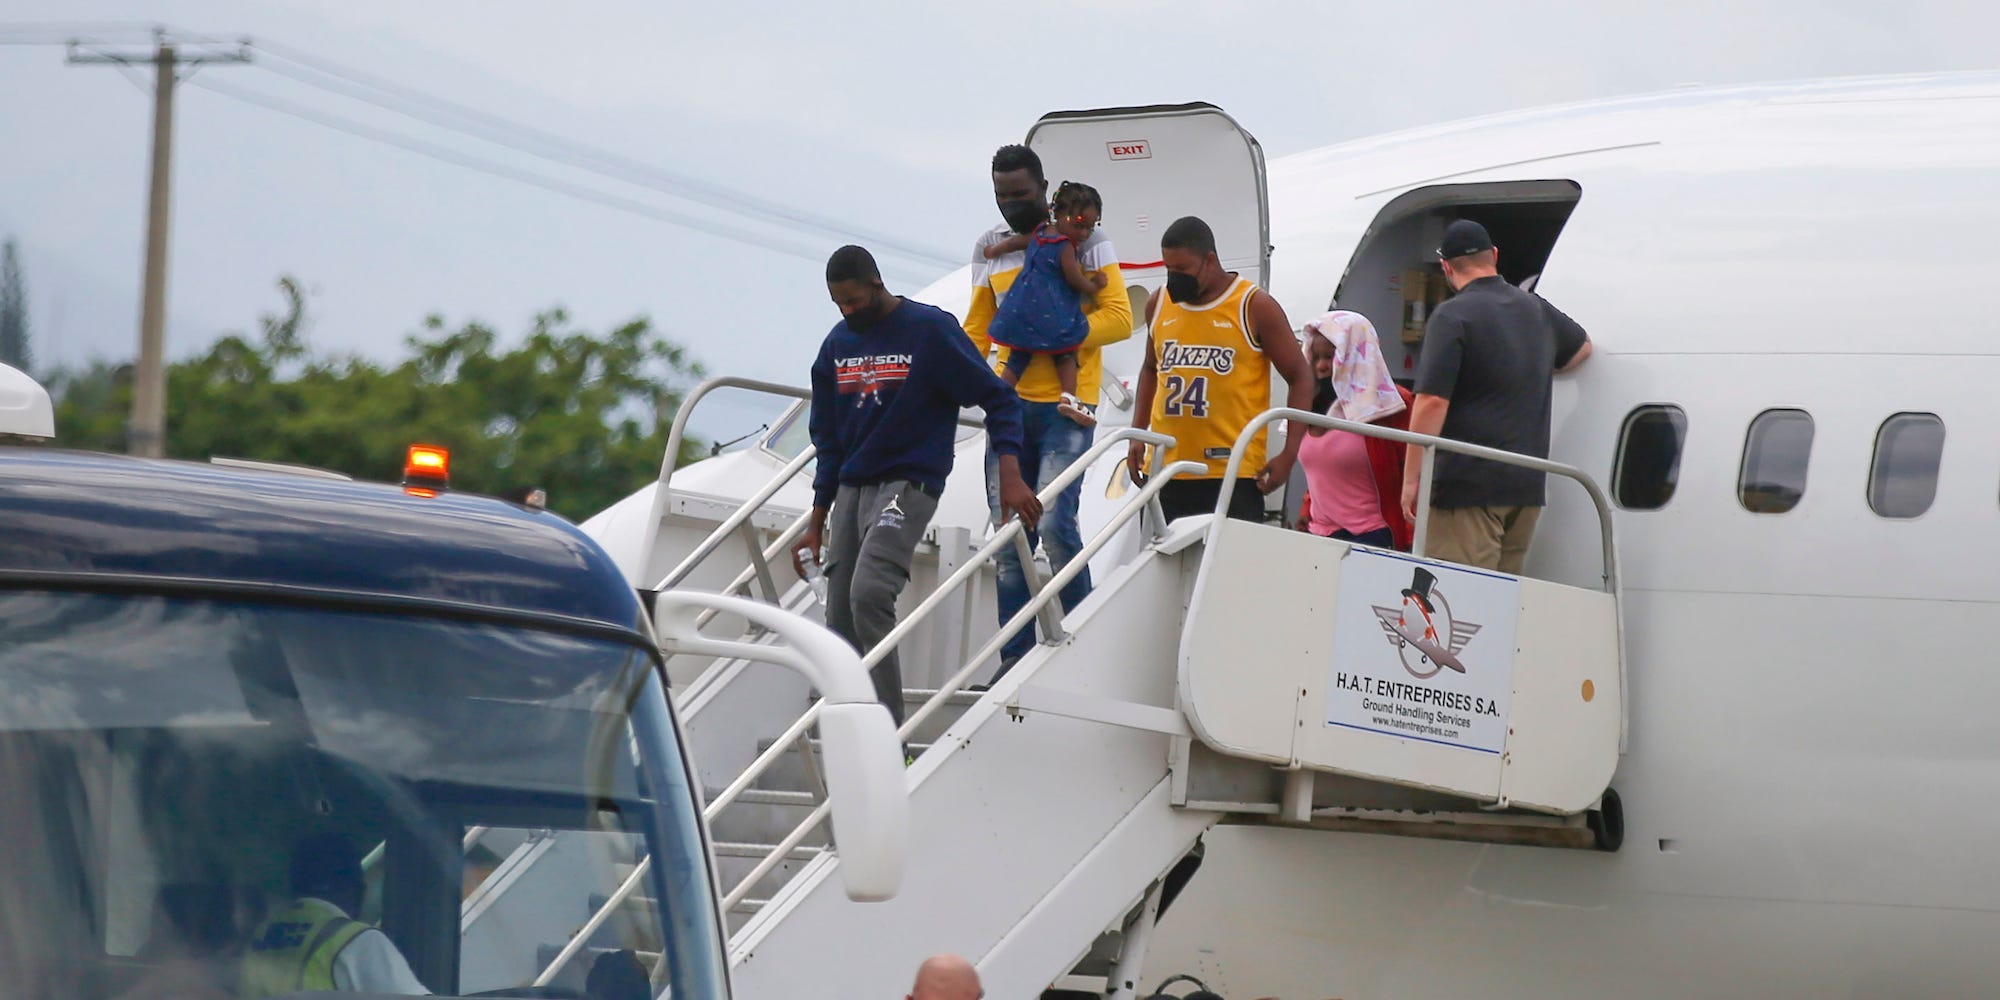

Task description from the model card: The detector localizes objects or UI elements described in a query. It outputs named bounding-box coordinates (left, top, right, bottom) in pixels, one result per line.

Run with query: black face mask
left=1164, top=270, right=1204, bottom=304
left=845, top=293, right=890, bottom=328
left=999, top=198, right=1047, bottom=235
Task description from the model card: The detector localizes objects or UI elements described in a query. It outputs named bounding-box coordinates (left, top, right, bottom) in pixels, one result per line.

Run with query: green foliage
left=0, top=238, right=28, bottom=372
left=48, top=278, right=707, bottom=520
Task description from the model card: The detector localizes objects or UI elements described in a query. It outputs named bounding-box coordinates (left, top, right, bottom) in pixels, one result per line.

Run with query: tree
left=0, top=239, right=28, bottom=372
left=50, top=278, right=708, bottom=520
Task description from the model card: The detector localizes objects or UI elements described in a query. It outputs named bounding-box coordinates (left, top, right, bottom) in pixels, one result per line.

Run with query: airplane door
left=1026, top=103, right=1270, bottom=287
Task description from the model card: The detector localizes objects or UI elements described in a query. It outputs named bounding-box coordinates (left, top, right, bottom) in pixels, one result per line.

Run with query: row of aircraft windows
left=1613, top=406, right=1949, bottom=518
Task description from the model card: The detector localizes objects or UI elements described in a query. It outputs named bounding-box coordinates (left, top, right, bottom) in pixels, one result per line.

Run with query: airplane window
left=1613, top=405, right=1686, bottom=510
left=1869, top=412, right=1945, bottom=519
left=1738, top=409, right=1814, bottom=514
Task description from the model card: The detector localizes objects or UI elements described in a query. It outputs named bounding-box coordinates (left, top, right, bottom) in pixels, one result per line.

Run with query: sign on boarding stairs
left=1176, top=407, right=1627, bottom=842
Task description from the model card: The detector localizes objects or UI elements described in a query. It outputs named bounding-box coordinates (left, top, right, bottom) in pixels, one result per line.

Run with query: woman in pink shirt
left=1294, top=311, right=1414, bottom=550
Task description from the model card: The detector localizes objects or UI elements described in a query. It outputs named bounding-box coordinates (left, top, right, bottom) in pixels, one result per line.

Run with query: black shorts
left=1157, top=477, right=1266, bottom=524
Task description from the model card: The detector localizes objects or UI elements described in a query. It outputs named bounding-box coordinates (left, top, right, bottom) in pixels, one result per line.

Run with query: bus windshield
left=0, top=589, right=727, bottom=1000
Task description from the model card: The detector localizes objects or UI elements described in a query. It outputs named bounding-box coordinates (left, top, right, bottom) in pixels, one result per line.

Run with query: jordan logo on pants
left=878, top=495, right=906, bottom=529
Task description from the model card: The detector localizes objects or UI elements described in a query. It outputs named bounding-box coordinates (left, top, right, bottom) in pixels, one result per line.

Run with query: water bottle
left=796, top=547, right=829, bottom=606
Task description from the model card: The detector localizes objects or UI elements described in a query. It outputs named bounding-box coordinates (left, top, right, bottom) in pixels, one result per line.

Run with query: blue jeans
left=985, top=401, right=1093, bottom=672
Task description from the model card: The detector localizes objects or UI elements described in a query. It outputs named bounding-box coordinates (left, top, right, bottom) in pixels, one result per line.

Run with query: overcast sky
left=1, top=0, right=1993, bottom=442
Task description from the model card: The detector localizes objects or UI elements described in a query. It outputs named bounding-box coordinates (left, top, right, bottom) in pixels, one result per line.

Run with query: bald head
left=907, top=954, right=981, bottom=1000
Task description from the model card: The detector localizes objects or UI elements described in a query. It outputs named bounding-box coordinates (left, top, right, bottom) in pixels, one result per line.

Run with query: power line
left=0, top=21, right=159, bottom=38
left=0, top=21, right=243, bottom=43
left=184, top=75, right=927, bottom=276
left=245, top=39, right=961, bottom=268
left=6, top=23, right=964, bottom=271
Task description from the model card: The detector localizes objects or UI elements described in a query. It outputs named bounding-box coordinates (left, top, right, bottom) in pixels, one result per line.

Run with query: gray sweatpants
left=824, top=480, right=937, bottom=727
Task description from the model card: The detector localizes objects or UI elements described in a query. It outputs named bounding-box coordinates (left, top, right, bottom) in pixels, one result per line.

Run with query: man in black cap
left=1400, top=219, right=1592, bottom=574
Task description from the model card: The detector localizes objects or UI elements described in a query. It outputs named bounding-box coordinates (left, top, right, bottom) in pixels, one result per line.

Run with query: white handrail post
left=739, top=521, right=779, bottom=604
left=1413, top=444, right=1437, bottom=559
left=1145, top=439, right=1170, bottom=541
left=1014, top=529, right=1066, bottom=645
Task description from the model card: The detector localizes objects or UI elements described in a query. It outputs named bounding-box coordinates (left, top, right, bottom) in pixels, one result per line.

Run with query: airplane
left=584, top=70, right=2000, bottom=998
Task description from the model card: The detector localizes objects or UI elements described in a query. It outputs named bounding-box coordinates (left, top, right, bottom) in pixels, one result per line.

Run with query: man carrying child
left=963, top=144, right=1135, bottom=680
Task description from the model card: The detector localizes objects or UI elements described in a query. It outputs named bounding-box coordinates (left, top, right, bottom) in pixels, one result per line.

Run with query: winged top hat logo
left=1373, top=567, right=1483, bottom=680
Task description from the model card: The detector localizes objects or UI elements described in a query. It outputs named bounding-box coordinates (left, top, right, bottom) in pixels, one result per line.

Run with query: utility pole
left=70, top=29, right=250, bottom=457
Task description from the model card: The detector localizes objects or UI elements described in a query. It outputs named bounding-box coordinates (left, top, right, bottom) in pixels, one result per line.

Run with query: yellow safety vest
left=239, top=898, right=371, bottom=999
left=1149, top=276, right=1271, bottom=478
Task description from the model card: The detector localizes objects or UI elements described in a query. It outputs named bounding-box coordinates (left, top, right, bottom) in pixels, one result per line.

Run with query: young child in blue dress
left=987, top=181, right=1106, bottom=426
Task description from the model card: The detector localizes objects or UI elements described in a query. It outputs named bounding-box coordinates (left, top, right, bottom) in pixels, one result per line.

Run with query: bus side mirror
left=650, top=590, right=908, bottom=903
left=812, top=700, right=906, bottom=900
left=0, top=363, right=54, bottom=439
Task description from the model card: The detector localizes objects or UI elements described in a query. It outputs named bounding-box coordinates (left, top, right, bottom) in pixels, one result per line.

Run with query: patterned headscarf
left=1302, top=310, right=1405, bottom=424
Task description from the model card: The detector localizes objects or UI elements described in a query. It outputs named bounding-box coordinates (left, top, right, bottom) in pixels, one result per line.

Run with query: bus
left=0, top=364, right=903, bottom=1000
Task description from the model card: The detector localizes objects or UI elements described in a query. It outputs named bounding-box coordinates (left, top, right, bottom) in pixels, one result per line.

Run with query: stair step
left=729, top=897, right=770, bottom=914
left=750, top=737, right=933, bottom=792
left=705, top=793, right=832, bottom=852
left=900, top=687, right=981, bottom=707
left=758, top=736, right=934, bottom=755
left=731, top=788, right=818, bottom=807
left=713, top=842, right=823, bottom=861
left=584, top=891, right=661, bottom=921
left=534, top=944, right=663, bottom=982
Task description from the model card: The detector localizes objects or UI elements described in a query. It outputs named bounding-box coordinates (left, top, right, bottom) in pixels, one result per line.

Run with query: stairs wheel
left=1147, top=973, right=1224, bottom=1000
left=1587, top=786, right=1625, bottom=852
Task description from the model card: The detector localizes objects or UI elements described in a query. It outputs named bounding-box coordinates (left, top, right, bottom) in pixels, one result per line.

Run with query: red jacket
left=1297, top=384, right=1416, bottom=551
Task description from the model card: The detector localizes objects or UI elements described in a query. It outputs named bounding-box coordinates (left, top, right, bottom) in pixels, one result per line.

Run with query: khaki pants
left=1423, top=505, right=1541, bottom=574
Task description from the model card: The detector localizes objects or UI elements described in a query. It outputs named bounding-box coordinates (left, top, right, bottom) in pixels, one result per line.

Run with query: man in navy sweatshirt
left=798, top=245, right=1041, bottom=727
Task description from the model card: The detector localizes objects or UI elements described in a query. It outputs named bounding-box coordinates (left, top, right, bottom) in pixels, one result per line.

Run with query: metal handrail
left=653, top=377, right=813, bottom=500
left=713, top=459, right=1207, bottom=915
left=1210, top=407, right=1621, bottom=592
left=544, top=429, right=1191, bottom=961
left=671, top=511, right=816, bottom=711
left=639, top=378, right=814, bottom=583
left=855, top=426, right=1175, bottom=674
left=360, top=824, right=489, bottom=877
left=653, top=375, right=986, bottom=503
left=896, top=460, right=1207, bottom=741
left=645, top=375, right=994, bottom=599
left=531, top=854, right=652, bottom=987
left=651, top=445, right=816, bottom=593
left=688, top=510, right=812, bottom=630
left=701, top=426, right=1175, bottom=826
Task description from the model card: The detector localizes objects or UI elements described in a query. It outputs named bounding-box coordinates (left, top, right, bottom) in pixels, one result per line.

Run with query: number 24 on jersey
left=1163, top=374, right=1210, bottom=417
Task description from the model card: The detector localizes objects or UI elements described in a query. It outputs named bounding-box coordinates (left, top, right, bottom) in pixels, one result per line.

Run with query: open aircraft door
left=1026, top=103, right=1270, bottom=288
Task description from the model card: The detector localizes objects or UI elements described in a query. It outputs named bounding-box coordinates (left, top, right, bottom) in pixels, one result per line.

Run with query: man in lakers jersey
left=1129, top=216, right=1315, bottom=522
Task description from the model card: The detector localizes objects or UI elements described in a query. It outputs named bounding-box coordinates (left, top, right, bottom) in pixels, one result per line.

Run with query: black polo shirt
left=1413, top=275, right=1588, bottom=508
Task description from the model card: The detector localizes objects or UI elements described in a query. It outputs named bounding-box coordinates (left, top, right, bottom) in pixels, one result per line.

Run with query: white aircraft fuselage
left=584, top=72, right=2000, bottom=999
left=900, top=72, right=2000, bottom=998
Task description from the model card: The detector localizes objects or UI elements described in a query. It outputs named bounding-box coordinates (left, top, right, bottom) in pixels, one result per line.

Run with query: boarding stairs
left=486, top=378, right=1631, bottom=999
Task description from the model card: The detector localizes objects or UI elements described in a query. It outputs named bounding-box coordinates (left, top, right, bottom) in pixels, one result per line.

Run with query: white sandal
left=1057, top=393, right=1098, bottom=427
